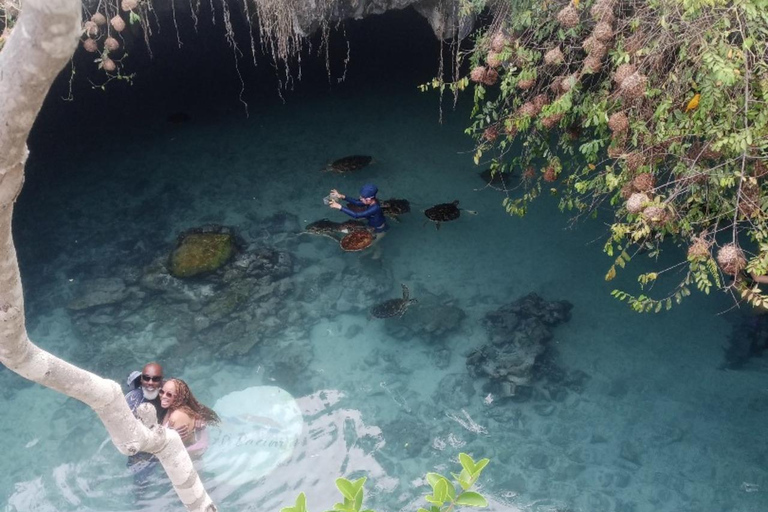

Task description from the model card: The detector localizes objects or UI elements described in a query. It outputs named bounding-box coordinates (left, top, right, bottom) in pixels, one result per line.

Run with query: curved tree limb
left=0, top=1, right=216, bottom=510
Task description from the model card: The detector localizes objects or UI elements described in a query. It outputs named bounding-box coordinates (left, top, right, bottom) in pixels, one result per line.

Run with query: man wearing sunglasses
left=125, top=362, right=167, bottom=423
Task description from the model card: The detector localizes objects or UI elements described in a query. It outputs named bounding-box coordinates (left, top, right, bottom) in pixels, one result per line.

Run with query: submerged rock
left=168, top=225, right=243, bottom=278
left=67, top=277, right=130, bottom=310
left=466, top=293, right=573, bottom=400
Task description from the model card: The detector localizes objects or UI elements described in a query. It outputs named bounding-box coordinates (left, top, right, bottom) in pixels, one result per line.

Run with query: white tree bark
left=0, top=1, right=217, bottom=510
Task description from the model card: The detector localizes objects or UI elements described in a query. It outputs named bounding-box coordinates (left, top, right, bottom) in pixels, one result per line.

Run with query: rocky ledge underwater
left=56, top=214, right=585, bottom=405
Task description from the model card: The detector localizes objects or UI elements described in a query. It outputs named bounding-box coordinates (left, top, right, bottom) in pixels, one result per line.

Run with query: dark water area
left=3, top=5, right=768, bottom=512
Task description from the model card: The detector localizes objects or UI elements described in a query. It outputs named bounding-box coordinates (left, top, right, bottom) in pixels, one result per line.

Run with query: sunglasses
left=159, top=390, right=174, bottom=398
left=141, top=374, right=163, bottom=383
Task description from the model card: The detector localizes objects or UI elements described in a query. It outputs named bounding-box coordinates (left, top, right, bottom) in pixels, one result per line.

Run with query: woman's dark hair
left=168, top=378, right=221, bottom=425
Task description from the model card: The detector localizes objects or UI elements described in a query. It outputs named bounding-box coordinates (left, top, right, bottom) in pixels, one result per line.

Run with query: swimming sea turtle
left=346, top=198, right=411, bottom=222
left=304, top=219, right=365, bottom=240
left=340, top=230, right=375, bottom=252
left=370, top=284, right=418, bottom=319
left=323, top=155, right=373, bottom=173
left=380, top=198, right=411, bottom=221
left=424, top=200, right=477, bottom=230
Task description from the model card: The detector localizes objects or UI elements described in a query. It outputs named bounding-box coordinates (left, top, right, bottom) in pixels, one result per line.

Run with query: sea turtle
left=340, top=230, right=374, bottom=252
left=304, top=219, right=365, bottom=240
left=380, top=198, right=411, bottom=221
left=424, top=200, right=477, bottom=230
left=370, top=284, right=418, bottom=319
left=323, top=155, right=373, bottom=173
left=345, top=198, right=411, bottom=222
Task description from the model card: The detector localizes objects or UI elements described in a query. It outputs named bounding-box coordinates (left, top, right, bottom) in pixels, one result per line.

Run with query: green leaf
left=472, top=458, right=490, bottom=476
left=459, top=453, right=476, bottom=474
left=455, top=492, right=488, bottom=507
left=426, top=473, right=443, bottom=488
left=434, top=478, right=448, bottom=502
left=336, top=478, right=356, bottom=501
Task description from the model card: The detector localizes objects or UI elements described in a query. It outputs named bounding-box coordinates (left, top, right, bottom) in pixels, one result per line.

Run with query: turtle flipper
left=462, top=209, right=479, bottom=215
left=401, top=283, right=409, bottom=301
left=436, top=222, right=441, bottom=230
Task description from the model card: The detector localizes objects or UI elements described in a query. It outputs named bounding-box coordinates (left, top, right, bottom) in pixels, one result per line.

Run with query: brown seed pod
left=110, top=15, right=126, bottom=33
left=716, top=244, right=746, bottom=275
left=687, top=237, right=711, bottom=261
left=83, top=21, right=99, bottom=37
left=550, top=76, right=564, bottom=94
left=739, top=182, right=760, bottom=217
left=490, top=33, right=509, bottom=53
left=91, top=13, right=107, bottom=26
left=482, top=68, right=500, bottom=86
left=543, top=167, right=557, bottom=182
left=121, top=0, right=139, bottom=11
left=483, top=125, right=499, bottom=142
left=104, top=37, right=120, bottom=52
left=582, top=55, right=602, bottom=74
left=557, top=6, right=580, bottom=28
left=613, top=64, right=636, bottom=86
left=544, top=47, right=564, bottom=66
left=541, top=113, right=564, bottom=129
left=560, top=73, right=579, bottom=93
left=625, top=153, right=646, bottom=173
left=620, top=72, right=648, bottom=100
left=620, top=183, right=635, bottom=200
left=607, top=145, right=625, bottom=159
left=632, top=172, right=654, bottom=192
left=532, top=94, right=549, bottom=111
left=592, top=21, right=614, bottom=42
left=82, top=38, right=99, bottom=53
left=590, top=0, right=615, bottom=22
left=486, top=51, right=502, bottom=68
left=470, top=66, right=487, bottom=83
left=101, top=57, right=117, bottom=72
left=504, top=118, right=518, bottom=137
left=517, top=78, right=536, bottom=90
left=518, top=102, right=538, bottom=118
left=642, top=205, right=666, bottom=226
left=608, top=112, right=629, bottom=134
left=626, top=193, right=649, bottom=213
left=582, top=37, right=608, bottom=59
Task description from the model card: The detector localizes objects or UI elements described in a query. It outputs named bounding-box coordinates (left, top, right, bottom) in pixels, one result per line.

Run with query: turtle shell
left=370, top=284, right=416, bottom=318
left=340, top=230, right=374, bottom=251
left=381, top=198, right=411, bottom=217
left=425, top=200, right=461, bottom=222
left=370, top=299, right=406, bottom=318
left=327, top=155, right=373, bottom=173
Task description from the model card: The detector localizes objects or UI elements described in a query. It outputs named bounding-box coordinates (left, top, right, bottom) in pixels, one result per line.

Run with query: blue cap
left=360, top=183, right=378, bottom=198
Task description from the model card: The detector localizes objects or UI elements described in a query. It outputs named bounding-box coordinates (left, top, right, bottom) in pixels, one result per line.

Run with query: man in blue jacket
left=328, top=183, right=389, bottom=235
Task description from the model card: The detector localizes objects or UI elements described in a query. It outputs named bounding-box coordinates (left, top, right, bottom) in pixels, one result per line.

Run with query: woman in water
left=328, top=183, right=389, bottom=235
left=160, top=378, right=220, bottom=457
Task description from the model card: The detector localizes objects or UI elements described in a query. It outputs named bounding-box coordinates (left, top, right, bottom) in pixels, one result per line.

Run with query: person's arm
left=750, top=272, right=768, bottom=284
left=185, top=427, right=210, bottom=457
left=340, top=204, right=379, bottom=219
left=342, top=195, right=364, bottom=207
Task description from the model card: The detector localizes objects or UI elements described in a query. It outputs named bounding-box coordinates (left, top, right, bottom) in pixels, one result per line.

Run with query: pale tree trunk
left=0, top=1, right=216, bottom=510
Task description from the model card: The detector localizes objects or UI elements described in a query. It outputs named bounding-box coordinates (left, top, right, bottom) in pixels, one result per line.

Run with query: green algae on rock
left=168, top=228, right=239, bottom=278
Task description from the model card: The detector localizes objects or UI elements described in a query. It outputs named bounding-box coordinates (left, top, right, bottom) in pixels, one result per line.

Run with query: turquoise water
left=3, top=10, right=768, bottom=512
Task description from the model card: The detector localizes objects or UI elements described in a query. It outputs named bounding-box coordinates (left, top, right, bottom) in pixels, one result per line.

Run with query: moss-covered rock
left=168, top=230, right=237, bottom=278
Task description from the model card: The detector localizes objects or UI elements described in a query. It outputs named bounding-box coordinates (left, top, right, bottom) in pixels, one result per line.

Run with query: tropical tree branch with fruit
left=441, top=0, right=768, bottom=312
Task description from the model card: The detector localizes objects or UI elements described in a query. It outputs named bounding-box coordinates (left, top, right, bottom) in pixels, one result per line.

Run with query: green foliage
left=424, top=0, right=768, bottom=312
left=282, top=453, right=490, bottom=512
